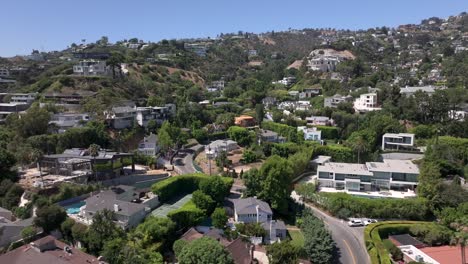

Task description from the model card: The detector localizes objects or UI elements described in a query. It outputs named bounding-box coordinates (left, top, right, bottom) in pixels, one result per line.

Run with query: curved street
left=292, top=192, right=370, bottom=264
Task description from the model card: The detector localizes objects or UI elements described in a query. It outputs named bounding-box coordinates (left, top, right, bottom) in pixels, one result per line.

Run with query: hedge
left=314, top=126, right=339, bottom=139
left=167, top=200, right=205, bottom=229
left=305, top=192, right=432, bottom=220
left=313, top=145, right=353, bottom=162
left=151, top=174, right=233, bottom=203
left=364, top=221, right=431, bottom=264
left=262, top=121, right=303, bottom=142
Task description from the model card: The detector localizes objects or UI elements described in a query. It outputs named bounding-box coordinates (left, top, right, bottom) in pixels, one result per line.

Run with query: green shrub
left=151, top=174, right=232, bottom=203
left=314, top=145, right=353, bottom=162
left=167, top=200, right=205, bottom=229
left=315, top=126, right=339, bottom=139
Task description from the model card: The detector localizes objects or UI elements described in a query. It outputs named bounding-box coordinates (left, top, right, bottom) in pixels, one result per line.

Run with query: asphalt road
left=173, top=144, right=203, bottom=174
left=292, top=192, right=370, bottom=264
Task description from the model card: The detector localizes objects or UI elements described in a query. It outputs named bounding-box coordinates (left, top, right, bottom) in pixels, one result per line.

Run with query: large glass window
left=318, top=171, right=332, bottom=179
left=335, top=173, right=345, bottom=181
left=346, top=181, right=360, bottom=191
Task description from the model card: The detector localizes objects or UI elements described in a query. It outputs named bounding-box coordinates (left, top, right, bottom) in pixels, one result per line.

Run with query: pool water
left=64, top=201, right=85, bottom=214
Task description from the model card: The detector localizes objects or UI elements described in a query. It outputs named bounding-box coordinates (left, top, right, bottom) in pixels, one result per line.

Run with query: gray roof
left=260, top=129, right=278, bottom=138
left=233, top=197, right=272, bottom=215
left=400, top=85, right=441, bottom=94
left=261, top=220, right=286, bottom=231
left=306, top=116, right=330, bottom=122
left=380, top=153, right=424, bottom=161
left=84, top=191, right=145, bottom=217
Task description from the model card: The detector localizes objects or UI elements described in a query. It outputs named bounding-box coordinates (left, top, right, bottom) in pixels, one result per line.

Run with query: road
left=173, top=144, right=204, bottom=174
left=292, top=191, right=370, bottom=264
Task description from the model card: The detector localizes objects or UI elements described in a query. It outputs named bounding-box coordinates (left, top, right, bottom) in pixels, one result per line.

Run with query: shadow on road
left=332, top=244, right=344, bottom=264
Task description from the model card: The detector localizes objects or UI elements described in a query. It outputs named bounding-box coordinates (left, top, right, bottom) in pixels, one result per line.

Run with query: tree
left=107, top=52, right=125, bottom=78
left=34, top=204, right=67, bottom=233
left=215, top=113, right=235, bottom=128
left=346, top=129, right=375, bottom=163
left=256, top=103, right=265, bottom=125
left=86, top=209, right=124, bottom=255
left=134, top=216, right=176, bottom=250
left=88, top=144, right=100, bottom=181
left=178, top=237, right=234, bottom=264
left=60, top=218, right=76, bottom=243
left=192, top=190, right=216, bottom=214
left=302, top=210, right=334, bottom=264
left=258, top=155, right=293, bottom=213
left=173, top=239, right=189, bottom=257
left=199, top=176, right=232, bottom=204
left=71, top=222, right=88, bottom=245
left=0, top=148, right=16, bottom=181
left=417, top=161, right=442, bottom=201
left=158, top=121, right=187, bottom=153
left=211, top=208, right=228, bottom=229
left=30, top=149, right=44, bottom=187
left=267, top=241, right=299, bottom=264
left=227, top=126, right=253, bottom=146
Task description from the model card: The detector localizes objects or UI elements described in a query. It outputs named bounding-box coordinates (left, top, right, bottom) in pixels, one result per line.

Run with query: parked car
left=363, top=219, right=378, bottom=226
left=348, top=219, right=363, bottom=227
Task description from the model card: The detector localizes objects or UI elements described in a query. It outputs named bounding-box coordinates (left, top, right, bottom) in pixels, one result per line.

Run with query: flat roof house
left=353, top=93, right=381, bottom=113
left=49, top=113, right=91, bottom=133
left=382, top=133, right=415, bottom=151
left=400, top=85, right=445, bottom=97
left=73, top=60, right=108, bottom=76
left=317, top=159, right=419, bottom=192
left=306, top=116, right=334, bottom=126
left=324, top=94, right=353, bottom=108
left=259, top=129, right=285, bottom=144
left=298, top=126, right=322, bottom=141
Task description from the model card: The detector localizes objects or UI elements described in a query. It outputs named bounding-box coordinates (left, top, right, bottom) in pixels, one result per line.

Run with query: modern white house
left=138, top=133, right=159, bottom=156
left=306, top=116, right=334, bottom=126
left=382, top=133, right=415, bottom=151
left=317, top=159, right=419, bottom=192
left=324, top=94, right=353, bottom=108
left=206, top=140, right=238, bottom=157
left=399, top=85, right=445, bottom=97
left=353, top=93, right=381, bottom=113
left=106, top=104, right=175, bottom=129
left=73, top=60, right=108, bottom=76
left=0, top=68, right=10, bottom=78
left=298, top=126, right=322, bottom=141
left=49, top=113, right=91, bottom=133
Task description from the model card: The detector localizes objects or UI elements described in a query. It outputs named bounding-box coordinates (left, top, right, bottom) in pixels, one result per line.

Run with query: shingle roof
left=0, top=235, right=100, bottom=264
left=233, top=198, right=272, bottom=215
left=84, top=191, right=145, bottom=217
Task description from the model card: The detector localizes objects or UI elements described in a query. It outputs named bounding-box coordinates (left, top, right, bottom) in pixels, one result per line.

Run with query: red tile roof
left=421, top=245, right=468, bottom=264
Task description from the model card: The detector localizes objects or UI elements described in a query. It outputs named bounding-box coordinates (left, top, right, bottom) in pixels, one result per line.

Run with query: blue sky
left=1, top=0, right=467, bottom=57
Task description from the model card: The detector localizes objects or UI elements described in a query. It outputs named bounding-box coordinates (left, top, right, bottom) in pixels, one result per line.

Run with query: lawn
left=150, top=194, right=193, bottom=217
left=288, top=229, right=305, bottom=248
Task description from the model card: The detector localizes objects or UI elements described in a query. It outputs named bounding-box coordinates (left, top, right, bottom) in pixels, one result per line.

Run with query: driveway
left=292, top=191, right=370, bottom=264
left=173, top=144, right=203, bottom=175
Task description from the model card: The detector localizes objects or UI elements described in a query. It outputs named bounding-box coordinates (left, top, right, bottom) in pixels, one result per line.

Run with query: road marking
left=342, top=239, right=357, bottom=264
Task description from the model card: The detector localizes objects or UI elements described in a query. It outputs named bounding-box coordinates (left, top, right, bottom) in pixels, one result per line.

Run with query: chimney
left=114, top=204, right=120, bottom=212
left=256, top=205, right=259, bottom=223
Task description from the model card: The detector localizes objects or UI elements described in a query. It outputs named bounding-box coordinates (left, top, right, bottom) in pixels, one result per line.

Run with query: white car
left=347, top=219, right=363, bottom=227
left=363, top=219, right=378, bottom=226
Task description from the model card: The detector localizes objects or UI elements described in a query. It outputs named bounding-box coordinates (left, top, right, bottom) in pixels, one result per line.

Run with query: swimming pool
left=64, top=201, right=85, bottom=214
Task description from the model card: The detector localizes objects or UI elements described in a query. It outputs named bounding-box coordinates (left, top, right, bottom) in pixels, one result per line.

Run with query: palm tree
left=351, top=136, right=369, bottom=163
left=30, top=149, right=44, bottom=188
left=88, top=144, right=100, bottom=182
left=451, top=224, right=468, bottom=264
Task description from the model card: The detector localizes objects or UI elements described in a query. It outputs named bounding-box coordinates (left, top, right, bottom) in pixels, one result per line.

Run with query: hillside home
left=324, top=94, right=353, bottom=108
left=298, top=126, right=322, bottom=141
left=0, top=217, right=39, bottom=249
left=0, top=68, right=10, bottom=78
left=382, top=133, right=415, bottom=151
left=259, top=129, right=285, bottom=144
left=299, top=87, right=322, bottom=98
left=235, top=115, right=256, bottom=127
left=138, top=133, right=159, bottom=156
left=400, top=85, right=445, bottom=97
left=73, top=60, right=108, bottom=76
left=272, top=76, right=296, bottom=87
left=353, top=93, right=381, bottom=113
left=206, top=140, right=238, bottom=157
left=306, top=116, right=334, bottom=126
left=317, top=159, right=419, bottom=192
left=49, top=113, right=90, bottom=133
